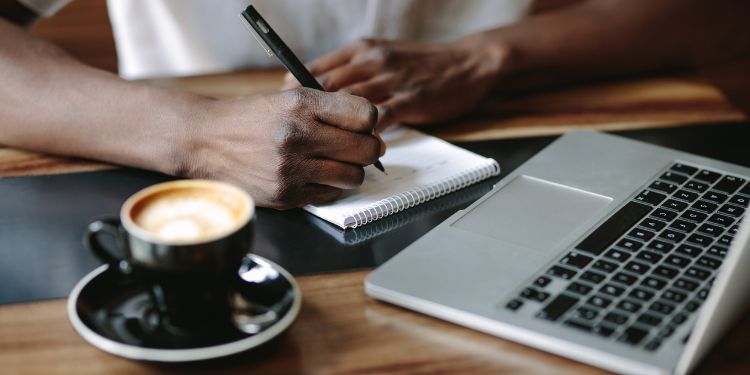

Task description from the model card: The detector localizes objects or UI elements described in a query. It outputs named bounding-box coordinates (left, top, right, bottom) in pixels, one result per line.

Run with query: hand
left=180, top=88, right=384, bottom=209
left=283, top=37, right=507, bottom=129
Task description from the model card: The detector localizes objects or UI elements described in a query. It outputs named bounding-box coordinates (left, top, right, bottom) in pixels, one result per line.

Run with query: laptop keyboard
left=504, top=162, right=749, bottom=352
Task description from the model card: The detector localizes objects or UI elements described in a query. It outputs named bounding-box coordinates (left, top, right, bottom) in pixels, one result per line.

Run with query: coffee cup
left=83, top=179, right=254, bottom=329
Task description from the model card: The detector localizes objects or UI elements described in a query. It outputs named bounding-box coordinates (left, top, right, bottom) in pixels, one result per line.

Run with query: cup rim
left=121, top=179, right=255, bottom=246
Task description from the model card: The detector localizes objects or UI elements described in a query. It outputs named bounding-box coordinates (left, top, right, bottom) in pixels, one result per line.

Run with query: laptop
left=366, top=130, right=750, bottom=374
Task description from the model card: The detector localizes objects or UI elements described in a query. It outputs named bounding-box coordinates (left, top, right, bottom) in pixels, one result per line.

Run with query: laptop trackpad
left=452, top=175, right=612, bottom=252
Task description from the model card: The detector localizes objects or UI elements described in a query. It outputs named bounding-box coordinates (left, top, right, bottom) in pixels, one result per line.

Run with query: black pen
left=239, top=5, right=386, bottom=174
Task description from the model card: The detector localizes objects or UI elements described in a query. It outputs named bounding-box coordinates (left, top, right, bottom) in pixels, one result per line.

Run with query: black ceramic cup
left=83, top=180, right=254, bottom=329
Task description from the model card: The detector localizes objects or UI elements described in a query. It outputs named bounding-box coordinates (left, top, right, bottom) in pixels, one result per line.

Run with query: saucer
left=67, top=255, right=301, bottom=362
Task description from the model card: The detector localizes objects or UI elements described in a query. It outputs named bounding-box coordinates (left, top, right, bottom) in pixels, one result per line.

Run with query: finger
left=295, top=184, right=343, bottom=207
left=309, top=159, right=366, bottom=190
left=307, top=42, right=361, bottom=76
left=305, top=122, right=382, bottom=166
left=317, top=62, right=379, bottom=92
left=341, top=74, right=397, bottom=103
left=308, top=90, right=378, bottom=133
left=376, top=94, right=410, bottom=131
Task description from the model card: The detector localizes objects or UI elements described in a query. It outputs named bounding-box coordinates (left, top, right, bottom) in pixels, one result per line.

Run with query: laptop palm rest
left=452, top=175, right=612, bottom=252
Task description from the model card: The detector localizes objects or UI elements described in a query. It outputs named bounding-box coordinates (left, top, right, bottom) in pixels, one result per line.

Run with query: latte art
left=128, top=184, right=251, bottom=243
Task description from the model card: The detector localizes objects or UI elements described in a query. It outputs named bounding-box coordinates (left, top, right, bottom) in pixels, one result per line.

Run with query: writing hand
left=183, top=88, right=384, bottom=209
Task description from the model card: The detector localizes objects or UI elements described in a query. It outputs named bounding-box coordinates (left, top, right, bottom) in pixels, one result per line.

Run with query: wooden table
left=1, top=70, right=749, bottom=375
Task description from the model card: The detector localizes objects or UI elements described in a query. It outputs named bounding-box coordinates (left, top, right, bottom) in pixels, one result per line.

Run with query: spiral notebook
left=304, top=127, right=501, bottom=228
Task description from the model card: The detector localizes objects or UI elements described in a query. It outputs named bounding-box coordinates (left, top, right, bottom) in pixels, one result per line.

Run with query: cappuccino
left=125, top=181, right=252, bottom=244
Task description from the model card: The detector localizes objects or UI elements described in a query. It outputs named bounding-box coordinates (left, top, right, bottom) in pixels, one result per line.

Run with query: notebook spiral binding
left=345, top=160, right=500, bottom=228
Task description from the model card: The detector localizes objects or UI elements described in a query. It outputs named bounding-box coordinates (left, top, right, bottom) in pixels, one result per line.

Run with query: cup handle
left=83, top=218, right=130, bottom=273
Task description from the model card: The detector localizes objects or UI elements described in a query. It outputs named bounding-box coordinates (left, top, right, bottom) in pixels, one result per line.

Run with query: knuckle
left=275, top=119, right=309, bottom=151
left=369, top=45, right=394, bottom=64
left=358, top=38, right=378, bottom=49
left=282, top=88, right=311, bottom=112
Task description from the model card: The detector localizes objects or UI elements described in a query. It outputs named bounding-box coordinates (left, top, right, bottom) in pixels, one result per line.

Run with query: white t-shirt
left=23, top=0, right=531, bottom=79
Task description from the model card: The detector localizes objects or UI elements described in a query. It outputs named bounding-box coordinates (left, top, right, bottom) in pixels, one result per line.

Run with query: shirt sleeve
left=17, top=0, right=71, bottom=17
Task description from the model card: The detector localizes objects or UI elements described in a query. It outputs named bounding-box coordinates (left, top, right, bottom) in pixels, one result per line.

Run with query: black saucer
left=67, top=255, right=300, bottom=362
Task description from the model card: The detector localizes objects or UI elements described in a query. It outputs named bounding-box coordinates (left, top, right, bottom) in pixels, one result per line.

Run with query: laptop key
left=624, top=261, right=651, bottom=275
left=592, top=260, right=619, bottom=273
left=658, top=229, right=685, bottom=243
left=580, top=271, right=607, bottom=284
left=628, top=228, right=655, bottom=242
left=662, top=289, right=688, bottom=304
left=660, top=172, right=688, bottom=185
left=695, top=170, right=721, bottom=184
left=673, top=313, right=688, bottom=325
left=567, top=282, right=593, bottom=295
left=534, top=276, right=552, bottom=288
left=713, top=175, right=745, bottom=194
left=641, top=276, right=667, bottom=290
left=506, top=299, right=524, bottom=311
left=594, top=324, right=616, bottom=338
left=728, top=195, right=749, bottom=207
left=670, top=163, right=698, bottom=176
left=691, top=200, right=718, bottom=214
left=663, top=199, right=688, bottom=212
left=612, top=272, right=639, bottom=285
left=521, top=288, right=550, bottom=302
left=702, top=191, right=728, bottom=204
left=665, top=255, right=692, bottom=268
left=559, top=252, right=594, bottom=269
left=649, top=301, right=675, bottom=315
left=658, top=325, right=676, bottom=338
left=538, top=294, right=578, bottom=321
left=617, top=299, right=643, bottom=313
left=652, top=208, right=677, bottom=222
left=629, top=288, right=655, bottom=302
left=696, top=256, right=721, bottom=270
left=674, top=189, right=700, bottom=203
left=576, top=201, right=652, bottom=255
left=685, top=300, right=702, bottom=312
left=740, top=183, right=750, bottom=196
left=616, top=239, right=644, bottom=252
left=719, top=204, right=745, bottom=218
left=708, top=214, right=734, bottom=227
left=587, top=295, right=613, bottom=309
left=707, top=245, right=728, bottom=258
left=675, top=244, right=702, bottom=257
left=697, top=288, right=710, bottom=300
left=635, top=250, right=663, bottom=264
left=673, top=278, right=699, bottom=292
left=637, top=313, right=663, bottom=327
left=697, top=223, right=723, bottom=237
left=576, top=306, right=600, bottom=320
left=680, top=210, right=707, bottom=223
left=649, top=181, right=678, bottom=194
left=669, top=219, right=697, bottom=233
left=605, top=249, right=631, bottom=262
left=604, top=311, right=629, bottom=325
left=620, top=326, right=649, bottom=345
left=635, top=190, right=667, bottom=205
left=646, top=240, right=674, bottom=254
left=644, top=340, right=662, bottom=351
left=651, top=265, right=680, bottom=279
left=640, top=217, right=667, bottom=231
left=684, top=180, right=709, bottom=193
left=686, top=233, right=712, bottom=247
left=685, top=267, right=711, bottom=281
left=600, top=283, right=625, bottom=297
left=717, top=235, right=733, bottom=246
left=547, top=266, right=578, bottom=280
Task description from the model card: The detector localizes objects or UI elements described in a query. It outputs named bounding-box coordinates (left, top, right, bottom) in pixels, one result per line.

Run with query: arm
left=0, top=4, right=383, bottom=209
left=293, top=0, right=750, bottom=128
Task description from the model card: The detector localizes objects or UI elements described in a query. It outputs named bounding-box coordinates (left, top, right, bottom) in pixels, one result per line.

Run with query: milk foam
left=134, top=194, right=238, bottom=242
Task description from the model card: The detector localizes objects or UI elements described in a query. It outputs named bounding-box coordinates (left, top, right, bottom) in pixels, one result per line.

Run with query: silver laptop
left=366, top=130, right=750, bottom=375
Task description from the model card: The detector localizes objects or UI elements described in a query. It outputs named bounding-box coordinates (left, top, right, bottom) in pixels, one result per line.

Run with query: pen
left=240, top=5, right=386, bottom=174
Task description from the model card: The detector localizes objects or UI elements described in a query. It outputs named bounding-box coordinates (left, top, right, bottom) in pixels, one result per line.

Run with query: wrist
left=163, top=92, right=216, bottom=178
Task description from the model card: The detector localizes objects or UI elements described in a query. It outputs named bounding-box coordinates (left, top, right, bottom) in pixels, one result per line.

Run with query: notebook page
left=304, top=127, right=499, bottom=228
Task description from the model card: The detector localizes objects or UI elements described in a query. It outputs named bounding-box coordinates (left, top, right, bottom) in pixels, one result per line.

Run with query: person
left=287, top=0, right=750, bottom=129
left=0, top=0, right=530, bottom=209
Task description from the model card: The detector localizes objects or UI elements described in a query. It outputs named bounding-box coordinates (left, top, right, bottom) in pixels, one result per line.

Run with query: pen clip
left=239, top=13, right=274, bottom=57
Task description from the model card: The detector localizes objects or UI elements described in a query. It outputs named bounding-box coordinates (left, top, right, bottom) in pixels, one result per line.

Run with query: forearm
left=470, top=0, right=750, bottom=93
left=0, top=18, right=209, bottom=175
